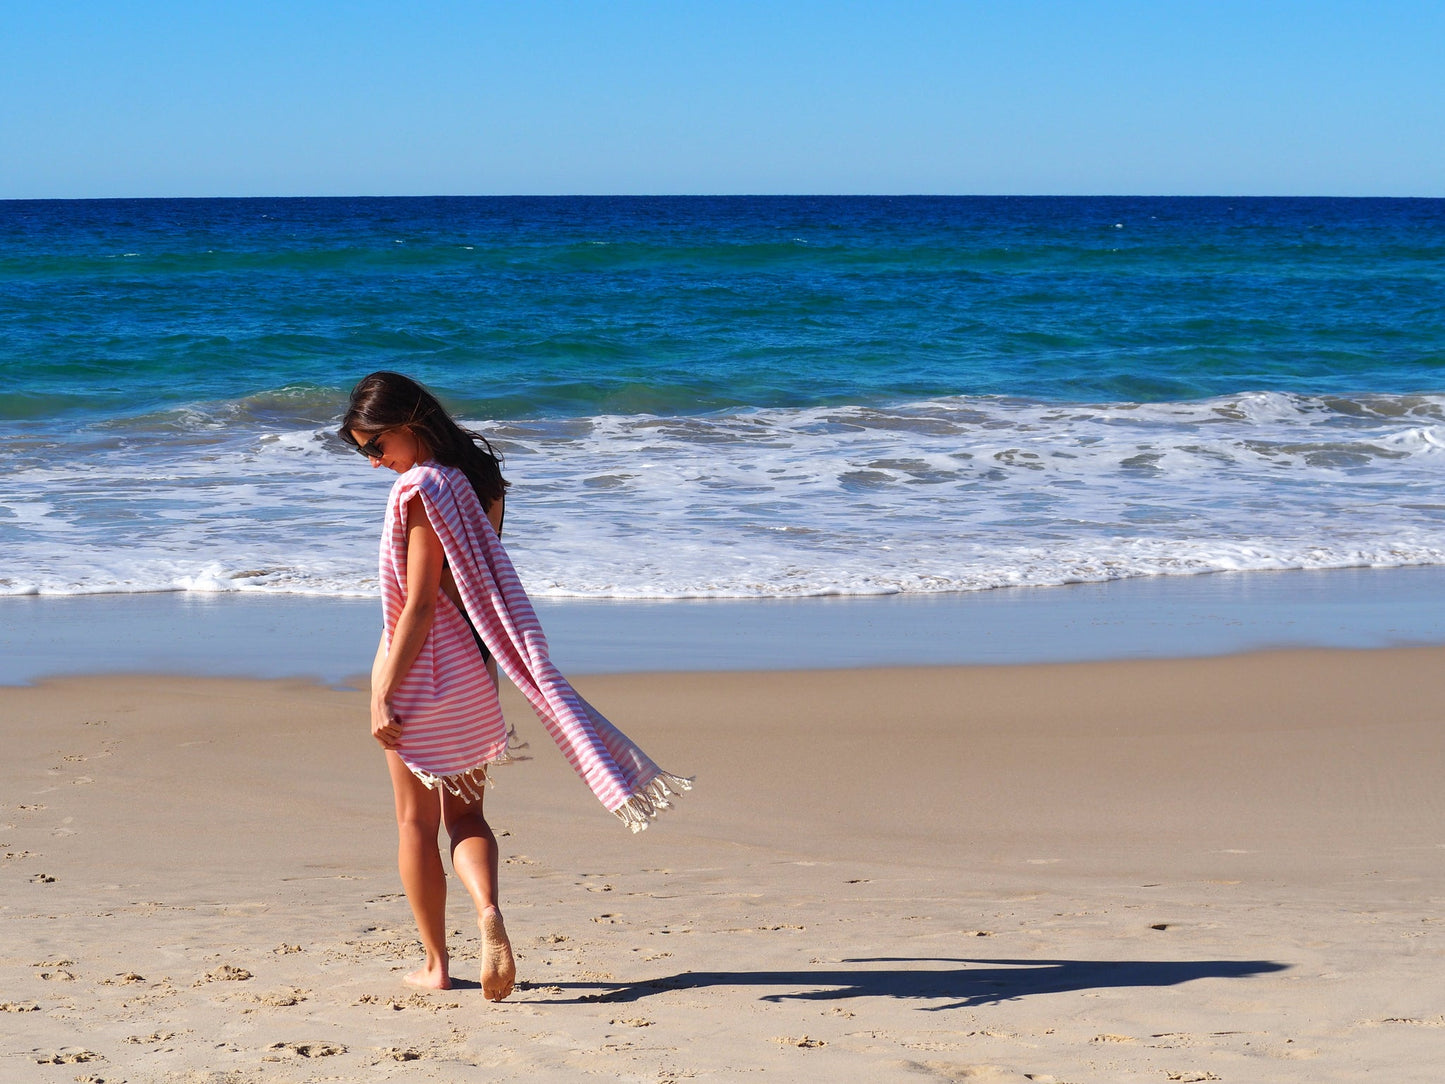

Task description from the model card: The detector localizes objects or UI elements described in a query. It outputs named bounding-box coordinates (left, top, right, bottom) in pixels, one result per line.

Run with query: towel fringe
left=409, top=751, right=514, bottom=802
left=612, top=771, right=695, bottom=833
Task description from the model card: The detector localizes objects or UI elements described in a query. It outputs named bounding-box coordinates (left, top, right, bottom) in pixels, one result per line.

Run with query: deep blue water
left=4, top=196, right=1443, bottom=420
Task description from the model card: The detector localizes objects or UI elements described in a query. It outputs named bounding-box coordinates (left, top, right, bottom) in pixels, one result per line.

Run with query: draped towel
left=380, top=462, right=691, bottom=831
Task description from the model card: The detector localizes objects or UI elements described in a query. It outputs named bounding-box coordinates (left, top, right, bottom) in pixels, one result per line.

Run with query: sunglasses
left=342, top=428, right=395, bottom=458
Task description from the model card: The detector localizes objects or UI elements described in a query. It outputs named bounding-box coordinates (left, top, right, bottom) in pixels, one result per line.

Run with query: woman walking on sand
left=340, top=372, right=689, bottom=1001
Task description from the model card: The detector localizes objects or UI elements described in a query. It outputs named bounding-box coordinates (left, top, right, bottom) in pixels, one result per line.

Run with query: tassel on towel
left=613, top=772, right=695, bottom=833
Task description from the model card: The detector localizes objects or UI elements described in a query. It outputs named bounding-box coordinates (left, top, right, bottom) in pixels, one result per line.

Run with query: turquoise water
left=2, top=196, right=1444, bottom=598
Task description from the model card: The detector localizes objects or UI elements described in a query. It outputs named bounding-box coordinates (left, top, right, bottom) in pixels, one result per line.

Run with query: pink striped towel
left=381, top=462, right=691, bottom=831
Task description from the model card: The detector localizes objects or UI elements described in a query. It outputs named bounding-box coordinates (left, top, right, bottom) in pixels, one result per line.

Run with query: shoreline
left=4, top=563, right=1445, bottom=686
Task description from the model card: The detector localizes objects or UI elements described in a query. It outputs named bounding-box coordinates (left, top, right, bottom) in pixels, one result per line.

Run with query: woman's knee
left=396, top=804, right=441, bottom=832
left=442, top=801, right=492, bottom=841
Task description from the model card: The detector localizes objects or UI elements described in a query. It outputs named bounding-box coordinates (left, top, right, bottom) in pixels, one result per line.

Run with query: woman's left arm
left=370, top=493, right=445, bottom=748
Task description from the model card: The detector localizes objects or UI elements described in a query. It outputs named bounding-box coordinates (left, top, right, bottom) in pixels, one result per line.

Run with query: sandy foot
left=481, top=910, right=515, bottom=1001
left=402, top=963, right=452, bottom=990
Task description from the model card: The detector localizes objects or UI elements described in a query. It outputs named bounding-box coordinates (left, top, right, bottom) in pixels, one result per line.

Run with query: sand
left=2, top=650, right=1443, bottom=1082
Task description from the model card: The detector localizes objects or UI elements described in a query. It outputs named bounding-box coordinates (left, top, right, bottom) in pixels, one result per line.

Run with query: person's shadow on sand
left=533, top=956, right=1289, bottom=1010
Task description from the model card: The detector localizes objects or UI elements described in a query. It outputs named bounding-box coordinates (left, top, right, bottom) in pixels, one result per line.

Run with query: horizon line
left=4, top=192, right=1443, bottom=203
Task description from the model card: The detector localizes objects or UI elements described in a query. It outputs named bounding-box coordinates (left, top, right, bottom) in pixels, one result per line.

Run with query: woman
left=340, top=372, right=690, bottom=1003
left=341, top=370, right=515, bottom=998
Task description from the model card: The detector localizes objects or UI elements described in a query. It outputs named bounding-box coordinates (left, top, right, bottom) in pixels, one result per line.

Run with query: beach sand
left=2, top=651, right=1443, bottom=1082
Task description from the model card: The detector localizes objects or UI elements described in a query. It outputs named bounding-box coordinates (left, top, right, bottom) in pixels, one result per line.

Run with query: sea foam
left=4, top=390, right=1445, bottom=599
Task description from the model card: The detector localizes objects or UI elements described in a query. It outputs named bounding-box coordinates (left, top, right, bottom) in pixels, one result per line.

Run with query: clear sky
left=2, top=0, right=1441, bottom=198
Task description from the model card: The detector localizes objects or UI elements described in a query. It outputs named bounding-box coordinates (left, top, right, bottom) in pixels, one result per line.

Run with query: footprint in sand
left=377, top=1047, right=424, bottom=1061
left=98, top=973, right=145, bottom=986
left=200, top=965, right=252, bottom=983
left=266, top=1041, right=347, bottom=1058
left=1374, top=1016, right=1445, bottom=1028
left=34, top=1049, right=100, bottom=1064
left=253, top=989, right=309, bottom=1007
left=395, top=994, right=459, bottom=1012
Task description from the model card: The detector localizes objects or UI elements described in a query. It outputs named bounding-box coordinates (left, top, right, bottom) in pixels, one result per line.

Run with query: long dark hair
left=340, top=371, right=508, bottom=509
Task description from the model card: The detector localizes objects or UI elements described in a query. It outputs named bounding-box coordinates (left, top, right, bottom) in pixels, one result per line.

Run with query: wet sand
left=9, top=564, right=1445, bottom=687
left=2, top=651, right=1443, bottom=1081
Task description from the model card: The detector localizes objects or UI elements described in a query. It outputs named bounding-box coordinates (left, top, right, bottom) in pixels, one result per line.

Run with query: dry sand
left=2, top=650, right=1443, bottom=1082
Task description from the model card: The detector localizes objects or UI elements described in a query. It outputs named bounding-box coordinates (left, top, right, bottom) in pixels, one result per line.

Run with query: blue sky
left=2, top=0, right=1441, bottom=198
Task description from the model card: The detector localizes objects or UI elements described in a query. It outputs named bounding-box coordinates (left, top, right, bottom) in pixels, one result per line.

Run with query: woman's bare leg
left=441, top=785, right=515, bottom=1000
left=386, top=752, right=451, bottom=989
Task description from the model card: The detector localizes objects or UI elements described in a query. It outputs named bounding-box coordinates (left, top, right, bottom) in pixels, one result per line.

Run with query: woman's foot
left=403, top=957, right=452, bottom=990
left=480, top=908, right=515, bottom=1001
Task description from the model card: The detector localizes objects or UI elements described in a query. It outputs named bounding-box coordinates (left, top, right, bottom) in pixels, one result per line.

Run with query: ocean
left=3, top=195, right=1444, bottom=600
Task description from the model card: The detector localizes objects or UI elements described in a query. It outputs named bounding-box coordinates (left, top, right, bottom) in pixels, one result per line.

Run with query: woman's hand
left=371, top=696, right=403, bottom=749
